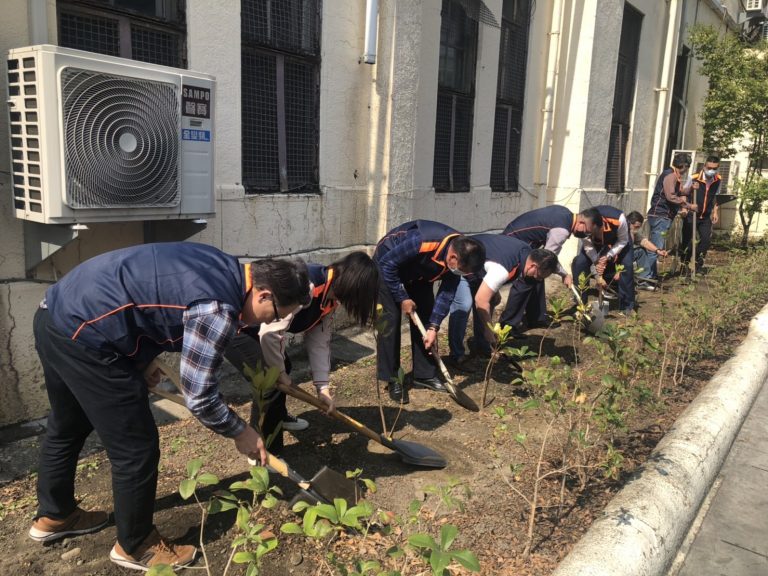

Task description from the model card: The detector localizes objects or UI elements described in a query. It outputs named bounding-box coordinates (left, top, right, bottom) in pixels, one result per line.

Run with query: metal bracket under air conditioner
left=23, top=221, right=80, bottom=271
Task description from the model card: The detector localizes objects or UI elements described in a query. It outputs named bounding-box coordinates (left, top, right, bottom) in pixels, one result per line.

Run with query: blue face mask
left=704, top=169, right=717, bottom=178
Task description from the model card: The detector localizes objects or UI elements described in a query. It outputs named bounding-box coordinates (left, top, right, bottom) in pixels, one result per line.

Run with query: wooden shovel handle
left=147, top=358, right=282, bottom=470
left=408, top=312, right=453, bottom=384
left=277, top=382, right=384, bottom=445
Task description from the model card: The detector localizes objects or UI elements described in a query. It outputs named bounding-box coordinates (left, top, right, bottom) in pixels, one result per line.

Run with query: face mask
left=448, top=265, right=465, bottom=277
left=573, top=230, right=588, bottom=239
left=704, top=169, right=717, bottom=178
left=524, top=275, right=539, bottom=285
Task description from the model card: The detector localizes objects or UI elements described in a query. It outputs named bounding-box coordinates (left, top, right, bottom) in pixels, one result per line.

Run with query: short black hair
left=250, top=258, right=310, bottom=308
left=529, top=249, right=559, bottom=276
left=579, top=207, right=603, bottom=228
left=705, top=155, right=720, bottom=164
left=329, top=251, right=379, bottom=327
left=672, top=152, right=692, bottom=168
left=627, top=211, right=644, bottom=225
left=451, top=236, right=486, bottom=273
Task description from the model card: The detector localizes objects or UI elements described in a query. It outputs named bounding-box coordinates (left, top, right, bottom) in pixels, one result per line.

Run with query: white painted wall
left=0, top=0, right=752, bottom=425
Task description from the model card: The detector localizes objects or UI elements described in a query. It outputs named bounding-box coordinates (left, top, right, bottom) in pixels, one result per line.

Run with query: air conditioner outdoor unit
left=745, top=0, right=763, bottom=12
left=6, top=44, right=215, bottom=224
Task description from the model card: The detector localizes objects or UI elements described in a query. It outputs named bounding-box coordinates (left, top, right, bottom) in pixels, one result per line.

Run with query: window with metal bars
left=605, top=3, right=642, bottom=194
left=490, top=0, right=531, bottom=193
left=241, top=0, right=320, bottom=194
left=433, top=0, right=478, bottom=193
left=57, top=0, right=186, bottom=68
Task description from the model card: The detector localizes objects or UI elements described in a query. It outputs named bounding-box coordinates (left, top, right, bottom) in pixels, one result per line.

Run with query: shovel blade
left=309, top=466, right=359, bottom=504
left=381, top=437, right=448, bottom=468
left=444, top=381, right=479, bottom=412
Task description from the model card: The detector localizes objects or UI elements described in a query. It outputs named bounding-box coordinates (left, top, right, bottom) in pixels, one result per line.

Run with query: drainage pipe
left=535, top=0, right=565, bottom=208
left=362, top=0, right=378, bottom=64
left=646, top=0, right=683, bottom=210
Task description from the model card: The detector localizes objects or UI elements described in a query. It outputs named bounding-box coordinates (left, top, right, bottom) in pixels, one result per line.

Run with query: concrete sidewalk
left=670, top=372, right=768, bottom=576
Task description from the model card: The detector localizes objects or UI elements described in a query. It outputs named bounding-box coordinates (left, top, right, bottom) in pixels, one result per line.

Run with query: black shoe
left=527, top=318, right=560, bottom=329
left=386, top=380, right=409, bottom=404
left=412, top=376, right=448, bottom=393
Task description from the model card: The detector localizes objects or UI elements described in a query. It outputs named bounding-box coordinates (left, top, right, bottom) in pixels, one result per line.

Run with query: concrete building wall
left=0, top=0, right=755, bottom=426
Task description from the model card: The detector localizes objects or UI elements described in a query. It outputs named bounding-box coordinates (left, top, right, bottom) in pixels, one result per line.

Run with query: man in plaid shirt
left=29, top=242, right=309, bottom=571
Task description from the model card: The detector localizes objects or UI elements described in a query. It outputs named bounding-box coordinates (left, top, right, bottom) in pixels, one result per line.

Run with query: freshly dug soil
left=0, top=248, right=755, bottom=575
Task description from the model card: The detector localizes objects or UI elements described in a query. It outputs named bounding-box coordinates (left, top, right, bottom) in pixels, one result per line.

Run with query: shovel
left=278, top=382, right=447, bottom=469
left=408, top=313, right=479, bottom=412
left=570, top=283, right=607, bottom=334
left=147, top=359, right=359, bottom=506
left=588, top=287, right=609, bottom=335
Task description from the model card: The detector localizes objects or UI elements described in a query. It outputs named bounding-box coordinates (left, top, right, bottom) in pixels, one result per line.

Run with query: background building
left=0, top=0, right=755, bottom=426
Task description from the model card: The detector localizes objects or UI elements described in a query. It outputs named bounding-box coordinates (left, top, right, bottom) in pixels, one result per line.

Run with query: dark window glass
left=241, top=0, right=320, bottom=194
left=605, top=3, right=643, bottom=194
left=490, top=0, right=531, bottom=192
left=433, top=0, right=478, bottom=193
left=57, top=0, right=186, bottom=67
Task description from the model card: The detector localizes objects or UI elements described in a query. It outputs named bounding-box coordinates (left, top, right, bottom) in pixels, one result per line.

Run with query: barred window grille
left=490, top=0, right=531, bottom=192
left=242, top=0, right=320, bottom=194
left=434, top=0, right=478, bottom=193
left=57, top=0, right=186, bottom=68
left=605, top=3, right=642, bottom=194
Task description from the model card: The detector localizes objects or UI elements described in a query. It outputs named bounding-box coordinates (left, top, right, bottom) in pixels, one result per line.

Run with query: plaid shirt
left=180, top=300, right=247, bottom=438
left=377, top=232, right=459, bottom=327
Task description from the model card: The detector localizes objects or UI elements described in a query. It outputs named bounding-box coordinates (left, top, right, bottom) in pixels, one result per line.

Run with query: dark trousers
left=498, top=278, right=547, bottom=329
left=376, top=278, right=437, bottom=382
left=223, top=333, right=286, bottom=454
left=572, top=244, right=635, bottom=311
left=33, top=308, right=159, bottom=555
left=680, top=216, right=713, bottom=271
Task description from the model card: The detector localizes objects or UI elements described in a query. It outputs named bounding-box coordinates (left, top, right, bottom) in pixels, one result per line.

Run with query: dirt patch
left=0, top=248, right=760, bottom=575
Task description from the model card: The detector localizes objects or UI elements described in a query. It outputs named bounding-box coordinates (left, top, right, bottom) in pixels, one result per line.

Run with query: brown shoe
left=29, top=507, right=109, bottom=542
left=110, top=528, right=196, bottom=572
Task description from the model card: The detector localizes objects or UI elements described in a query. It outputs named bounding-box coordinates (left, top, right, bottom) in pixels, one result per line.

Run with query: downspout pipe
left=536, top=0, right=565, bottom=208
left=647, top=0, right=683, bottom=210
left=362, top=0, right=378, bottom=64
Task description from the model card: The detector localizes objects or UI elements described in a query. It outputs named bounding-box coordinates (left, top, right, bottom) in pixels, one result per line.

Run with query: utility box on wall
left=6, top=44, right=215, bottom=224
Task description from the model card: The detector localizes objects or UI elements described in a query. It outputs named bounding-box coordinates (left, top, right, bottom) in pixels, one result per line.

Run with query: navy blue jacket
left=503, top=206, right=574, bottom=247
left=288, top=264, right=337, bottom=334
left=45, top=242, right=248, bottom=367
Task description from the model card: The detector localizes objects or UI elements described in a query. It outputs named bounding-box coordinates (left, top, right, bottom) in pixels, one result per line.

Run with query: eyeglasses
left=269, top=294, right=281, bottom=321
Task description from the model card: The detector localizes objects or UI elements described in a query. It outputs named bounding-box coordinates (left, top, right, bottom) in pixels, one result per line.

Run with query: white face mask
left=704, top=169, right=717, bottom=179
left=448, top=265, right=465, bottom=277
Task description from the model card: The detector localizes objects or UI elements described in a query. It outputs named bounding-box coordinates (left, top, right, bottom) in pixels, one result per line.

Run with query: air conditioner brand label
left=182, top=85, right=211, bottom=118
left=182, top=129, right=211, bottom=142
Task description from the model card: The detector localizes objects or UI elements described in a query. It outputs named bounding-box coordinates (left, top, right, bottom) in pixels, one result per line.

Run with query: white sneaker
left=282, top=414, right=309, bottom=432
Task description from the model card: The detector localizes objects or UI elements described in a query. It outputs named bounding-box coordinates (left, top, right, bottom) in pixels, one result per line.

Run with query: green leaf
left=429, top=550, right=452, bottom=574
left=292, top=500, right=311, bottom=513
left=196, top=472, right=219, bottom=486
left=521, top=398, right=540, bottom=410
left=314, top=503, right=339, bottom=524
left=236, top=505, right=250, bottom=532
left=147, top=565, right=176, bottom=576
left=233, top=551, right=257, bottom=564
left=250, top=466, right=270, bottom=493
left=439, top=524, right=458, bottom=551
left=262, top=493, right=278, bottom=509
left=245, top=564, right=258, bottom=576
left=451, top=549, right=481, bottom=572
left=179, top=478, right=196, bottom=500
left=280, top=522, right=303, bottom=534
left=362, top=478, right=377, bottom=493
left=387, top=545, right=405, bottom=559
left=186, top=458, right=203, bottom=478
left=408, top=533, right=436, bottom=550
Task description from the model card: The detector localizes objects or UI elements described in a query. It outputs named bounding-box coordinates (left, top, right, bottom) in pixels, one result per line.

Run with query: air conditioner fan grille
left=61, top=68, right=180, bottom=208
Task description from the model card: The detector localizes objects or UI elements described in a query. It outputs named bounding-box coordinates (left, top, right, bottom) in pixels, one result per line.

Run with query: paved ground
left=670, top=375, right=768, bottom=576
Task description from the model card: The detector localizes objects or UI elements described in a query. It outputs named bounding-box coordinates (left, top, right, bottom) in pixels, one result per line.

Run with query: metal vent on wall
left=61, top=67, right=180, bottom=208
